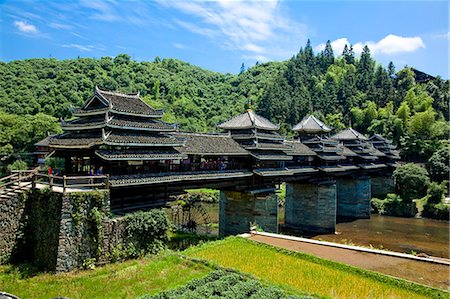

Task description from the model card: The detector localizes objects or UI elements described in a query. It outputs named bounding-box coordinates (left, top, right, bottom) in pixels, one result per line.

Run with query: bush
left=184, top=189, right=219, bottom=203
left=393, top=163, right=430, bottom=202
left=123, top=209, right=170, bottom=257
left=422, top=202, right=450, bottom=221
left=371, top=194, right=417, bottom=217
left=7, top=159, right=28, bottom=172
left=428, top=143, right=449, bottom=182
left=142, top=270, right=301, bottom=299
left=427, top=181, right=447, bottom=204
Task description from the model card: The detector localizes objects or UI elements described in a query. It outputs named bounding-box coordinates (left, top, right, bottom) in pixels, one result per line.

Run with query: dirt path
left=248, top=234, right=450, bottom=290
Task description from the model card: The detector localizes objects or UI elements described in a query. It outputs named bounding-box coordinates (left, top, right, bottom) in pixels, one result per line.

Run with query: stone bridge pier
left=371, top=174, right=394, bottom=199
left=336, top=176, right=371, bottom=220
left=284, top=180, right=337, bottom=234
left=219, top=190, right=278, bottom=237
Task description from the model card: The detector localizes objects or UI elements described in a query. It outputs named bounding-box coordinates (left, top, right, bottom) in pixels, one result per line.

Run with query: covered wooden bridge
left=32, top=87, right=400, bottom=236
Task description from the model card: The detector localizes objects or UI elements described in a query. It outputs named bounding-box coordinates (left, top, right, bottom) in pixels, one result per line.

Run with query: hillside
left=0, top=41, right=448, bottom=161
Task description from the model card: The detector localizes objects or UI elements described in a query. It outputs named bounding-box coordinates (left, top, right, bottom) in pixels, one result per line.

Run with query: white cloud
left=241, top=55, right=269, bottom=62
left=371, top=34, right=425, bottom=54
left=13, top=20, right=38, bottom=34
left=80, top=0, right=119, bottom=22
left=62, top=44, right=95, bottom=52
left=316, top=34, right=425, bottom=56
left=434, top=32, right=450, bottom=40
left=158, top=0, right=308, bottom=61
left=173, top=42, right=188, bottom=49
left=49, top=22, right=73, bottom=30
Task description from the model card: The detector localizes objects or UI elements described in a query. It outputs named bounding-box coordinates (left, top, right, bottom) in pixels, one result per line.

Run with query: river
left=169, top=202, right=449, bottom=258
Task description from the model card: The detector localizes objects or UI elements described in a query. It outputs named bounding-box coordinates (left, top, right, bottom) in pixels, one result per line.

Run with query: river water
left=311, top=214, right=449, bottom=258
left=198, top=204, right=449, bottom=258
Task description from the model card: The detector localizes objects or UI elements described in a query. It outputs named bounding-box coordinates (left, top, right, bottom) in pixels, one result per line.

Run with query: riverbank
left=247, top=232, right=450, bottom=290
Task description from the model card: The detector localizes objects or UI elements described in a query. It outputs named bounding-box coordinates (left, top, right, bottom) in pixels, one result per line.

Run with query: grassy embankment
left=0, top=254, right=210, bottom=299
left=185, top=237, right=447, bottom=299
left=1, top=237, right=446, bottom=298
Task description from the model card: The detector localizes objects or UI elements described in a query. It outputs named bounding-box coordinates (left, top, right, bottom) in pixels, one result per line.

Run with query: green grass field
left=1, top=237, right=446, bottom=299
left=184, top=237, right=446, bottom=299
left=0, top=254, right=211, bottom=299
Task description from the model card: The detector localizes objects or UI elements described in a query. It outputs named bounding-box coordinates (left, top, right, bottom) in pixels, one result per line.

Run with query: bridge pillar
left=219, top=190, right=278, bottom=237
left=336, top=176, right=371, bottom=220
left=284, top=181, right=336, bottom=234
left=371, top=175, right=394, bottom=199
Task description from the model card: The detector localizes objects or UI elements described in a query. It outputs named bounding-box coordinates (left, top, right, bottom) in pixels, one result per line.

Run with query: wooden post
left=32, top=173, right=36, bottom=189
left=18, top=171, right=22, bottom=186
left=49, top=174, right=53, bottom=189
left=63, top=175, right=67, bottom=193
left=105, top=174, right=110, bottom=190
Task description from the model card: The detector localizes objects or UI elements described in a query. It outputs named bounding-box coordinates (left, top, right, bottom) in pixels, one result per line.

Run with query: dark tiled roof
left=109, top=116, right=176, bottom=131
left=34, top=135, right=55, bottom=147
left=331, top=128, right=368, bottom=140
left=174, top=133, right=249, bottom=155
left=250, top=152, right=293, bottom=161
left=95, top=149, right=186, bottom=161
left=218, top=110, right=279, bottom=131
left=285, top=141, right=316, bottom=156
left=342, top=146, right=358, bottom=157
left=369, top=134, right=401, bottom=160
left=106, top=131, right=184, bottom=146
left=253, top=168, right=293, bottom=177
left=244, top=142, right=291, bottom=150
left=49, top=132, right=103, bottom=148
left=292, top=115, right=332, bottom=134
left=110, top=170, right=252, bottom=187
left=96, top=87, right=163, bottom=117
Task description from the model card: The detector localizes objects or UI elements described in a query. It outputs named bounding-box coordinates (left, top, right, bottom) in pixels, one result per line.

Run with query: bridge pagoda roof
left=174, top=133, right=249, bottom=156
left=369, top=134, right=401, bottom=160
left=217, top=110, right=279, bottom=131
left=292, top=115, right=332, bottom=134
left=331, top=128, right=367, bottom=140
left=73, top=86, right=164, bottom=118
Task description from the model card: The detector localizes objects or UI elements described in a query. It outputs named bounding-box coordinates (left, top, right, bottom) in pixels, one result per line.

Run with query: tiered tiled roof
left=301, top=136, right=345, bottom=162
left=218, top=110, right=279, bottom=131
left=74, top=86, right=164, bottom=117
left=369, top=134, right=401, bottom=160
left=50, top=88, right=183, bottom=162
left=331, top=128, right=383, bottom=163
left=292, top=115, right=332, bottom=134
left=218, top=109, right=291, bottom=162
left=284, top=141, right=317, bottom=157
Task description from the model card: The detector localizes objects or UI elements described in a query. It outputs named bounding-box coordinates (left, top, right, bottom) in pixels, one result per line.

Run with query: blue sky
left=1, top=0, right=448, bottom=77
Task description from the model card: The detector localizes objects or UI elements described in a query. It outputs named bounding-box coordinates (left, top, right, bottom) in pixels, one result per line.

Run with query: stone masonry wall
left=219, top=190, right=278, bottom=237
left=285, top=181, right=336, bottom=234
left=0, top=192, right=26, bottom=263
left=55, top=191, right=111, bottom=272
left=371, top=175, right=395, bottom=199
left=336, top=177, right=371, bottom=219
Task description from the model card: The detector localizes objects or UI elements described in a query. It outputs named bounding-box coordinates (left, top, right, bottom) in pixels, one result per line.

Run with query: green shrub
left=422, top=202, right=450, bottom=220
left=142, top=270, right=302, bottom=299
left=427, top=181, right=446, bottom=204
left=184, top=189, right=219, bottom=203
left=371, top=194, right=417, bottom=217
left=7, top=159, right=28, bottom=172
left=123, top=209, right=170, bottom=257
left=393, top=163, right=430, bottom=202
left=428, top=143, right=449, bottom=182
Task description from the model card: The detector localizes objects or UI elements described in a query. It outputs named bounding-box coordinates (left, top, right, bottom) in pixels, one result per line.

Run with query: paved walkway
left=248, top=233, right=450, bottom=290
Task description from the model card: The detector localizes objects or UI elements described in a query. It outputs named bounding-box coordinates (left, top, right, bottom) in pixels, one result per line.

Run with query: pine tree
left=240, top=63, right=245, bottom=74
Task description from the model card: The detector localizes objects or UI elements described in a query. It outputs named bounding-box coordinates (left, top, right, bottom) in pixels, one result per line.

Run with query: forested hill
left=0, top=41, right=448, bottom=161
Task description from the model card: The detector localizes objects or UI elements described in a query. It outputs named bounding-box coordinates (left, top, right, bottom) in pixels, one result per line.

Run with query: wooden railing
left=7, top=169, right=109, bottom=194
left=33, top=173, right=110, bottom=193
